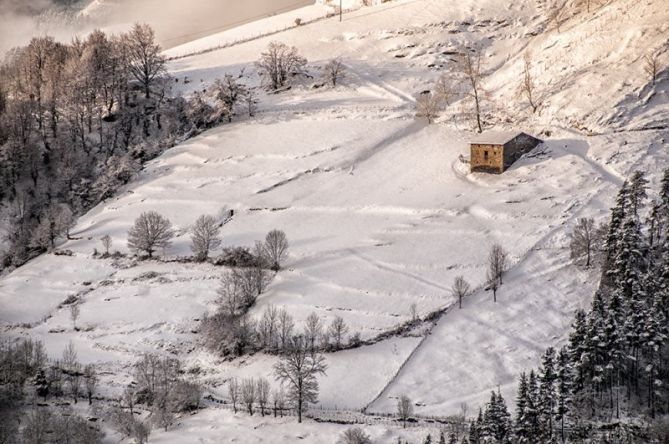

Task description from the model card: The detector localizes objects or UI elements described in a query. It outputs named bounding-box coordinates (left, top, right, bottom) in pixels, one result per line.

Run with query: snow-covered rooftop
left=470, top=131, right=525, bottom=145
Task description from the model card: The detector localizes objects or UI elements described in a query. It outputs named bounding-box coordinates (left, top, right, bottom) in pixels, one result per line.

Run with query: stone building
left=469, top=131, right=542, bottom=174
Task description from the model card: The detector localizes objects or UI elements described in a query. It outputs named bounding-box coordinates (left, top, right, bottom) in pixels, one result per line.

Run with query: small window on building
left=484, top=150, right=489, bottom=160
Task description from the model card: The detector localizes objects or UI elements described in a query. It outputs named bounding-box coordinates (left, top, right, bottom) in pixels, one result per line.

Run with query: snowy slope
left=1, top=0, right=668, bottom=441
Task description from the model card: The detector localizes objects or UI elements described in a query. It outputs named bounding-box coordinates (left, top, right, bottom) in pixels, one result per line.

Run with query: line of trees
left=467, top=169, right=669, bottom=444
left=0, top=24, right=245, bottom=270
left=0, top=338, right=104, bottom=442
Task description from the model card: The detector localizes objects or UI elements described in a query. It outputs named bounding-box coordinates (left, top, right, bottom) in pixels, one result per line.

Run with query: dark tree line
left=468, top=169, right=669, bottom=444
left=0, top=24, right=237, bottom=269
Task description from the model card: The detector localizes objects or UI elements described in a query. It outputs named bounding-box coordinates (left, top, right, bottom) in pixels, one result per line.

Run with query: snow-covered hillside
left=1, top=0, right=667, bottom=441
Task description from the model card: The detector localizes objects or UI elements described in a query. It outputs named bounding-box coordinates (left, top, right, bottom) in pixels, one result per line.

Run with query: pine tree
left=628, top=170, right=648, bottom=217
left=439, top=431, right=447, bottom=444
left=424, top=434, right=433, bottom=444
left=555, top=347, right=573, bottom=443
left=602, top=181, right=630, bottom=281
left=448, top=432, right=458, bottom=444
left=526, top=370, right=541, bottom=441
left=482, top=390, right=511, bottom=443
left=514, top=372, right=531, bottom=443
left=468, top=410, right=483, bottom=444
left=568, top=309, right=589, bottom=392
left=538, top=347, right=557, bottom=441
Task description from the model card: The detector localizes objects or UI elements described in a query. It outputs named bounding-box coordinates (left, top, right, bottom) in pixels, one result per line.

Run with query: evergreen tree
left=424, top=434, right=432, bottom=444
left=628, top=170, right=648, bottom=217
left=468, top=410, right=483, bottom=444
left=514, top=372, right=531, bottom=443
left=602, top=181, right=630, bottom=281
left=555, top=347, right=573, bottom=443
left=526, top=370, right=541, bottom=441
left=538, top=347, right=557, bottom=441
left=439, top=431, right=447, bottom=444
left=482, top=390, right=511, bottom=443
left=448, top=432, right=458, bottom=444
left=568, top=309, right=589, bottom=392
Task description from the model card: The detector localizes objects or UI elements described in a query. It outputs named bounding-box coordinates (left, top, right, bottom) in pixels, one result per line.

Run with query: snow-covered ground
left=1, top=0, right=667, bottom=441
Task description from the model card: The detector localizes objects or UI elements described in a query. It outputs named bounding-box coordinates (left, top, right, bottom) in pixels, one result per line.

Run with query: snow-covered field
left=1, top=0, right=667, bottom=441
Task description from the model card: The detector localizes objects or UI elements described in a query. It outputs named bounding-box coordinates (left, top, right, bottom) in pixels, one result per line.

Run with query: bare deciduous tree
left=101, top=235, right=112, bottom=255
left=258, top=304, right=279, bottom=351
left=191, top=214, right=222, bottom=261
left=274, top=335, right=327, bottom=423
left=324, top=58, right=346, bottom=87
left=397, top=394, right=413, bottom=428
left=340, top=427, right=372, bottom=444
left=278, top=308, right=295, bottom=352
left=272, top=387, right=286, bottom=417
left=520, top=52, right=539, bottom=113
left=263, top=229, right=289, bottom=270
left=434, top=75, right=454, bottom=105
left=415, top=92, right=442, bottom=124
left=328, top=315, right=349, bottom=350
left=62, top=340, right=78, bottom=370
left=486, top=243, right=507, bottom=303
left=70, top=303, right=80, bottom=330
left=256, top=42, right=307, bottom=90
left=451, top=275, right=471, bottom=309
left=213, top=74, right=247, bottom=122
left=127, top=211, right=174, bottom=258
left=241, top=378, right=256, bottom=416
left=123, top=23, right=166, bottom=99
left=570, top=217, right=605, bottom=267
left=304, top=312, right=323, bottom=352
left=458, top=48, right=485, bottom=133
left=84, top=364, right=97, bottom=405
left=256, top=377, right=270, bottom=416
left=229, top=378, right=240, bottom=413
left=489, top=243, right=508, bottom=285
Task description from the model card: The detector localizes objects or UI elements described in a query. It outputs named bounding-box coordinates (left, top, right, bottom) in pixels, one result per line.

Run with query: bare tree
left=340, top=427, right=372, bottom=444
left=272, top=387, right=286, bottom=417
left=644, top=52, right=659, bottom=85
left=278, top=308, right=295, bottom=352
left=415, top=92, right=442, bottom=124
left=256, top=42, right=307, bottom=90
left=274, top=336, right=327, bottom=423
left=459, top=48, right=485, bottom=133
left=570, top=217, right=605, bottom=267
left=100, top=235, right=112, bottom=255
left=451, top=275, right=471, bottom=309
left=229, top=377, right=240, bottom=413
left=62, top=341, right=78, bottom=370
left=323, top=58, right=346, bottom=87
left=258, top=304, right=279, bottom=351
left=489, top=243, right=508, bottom=285
left=213, top=74, right=247, bottom=122
left=520, top=52, right=539, bottom=113
left=263, top=229, right=289, bottom=270
left=190, top=214, right=222, bottom=261
left=127, top=211, right=174, bottom=258
left=304, top=312, right=323, bottom=352
left=123, top=23, right=166, bottom=99
left=84, top=364, right=97, bottom=405
left=66, top=363, right=83, bottom=403
left=486, top=265, right=500, bottom=303
left=434, top=74, right=454, bottom=105
left=241, top=378, right=256, bottom=415
left=256, top=377, right=270, bottom=416
left=328, top=315, right=349, bottom=350
left=70, top=303, right=80, bottom=330
left=397, top=394, right=413, bottom=428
